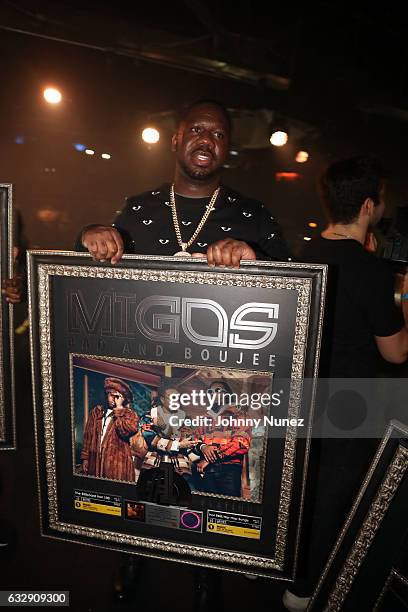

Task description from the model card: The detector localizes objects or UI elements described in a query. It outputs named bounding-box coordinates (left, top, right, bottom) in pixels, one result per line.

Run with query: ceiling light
left=296, top=150, right=309, bottom=163
left=270, top=130, right=288, bottom=147
left=43, top=87, right=62, bottom=104
left=275, top=171, right=301, bottom=182
left=85, top=149, right=95, bottom=155
left=142, top=127, right=160, bottom=144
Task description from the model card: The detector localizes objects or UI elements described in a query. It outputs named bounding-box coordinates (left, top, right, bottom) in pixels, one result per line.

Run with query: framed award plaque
left=28, top=251, right=326, bottom=579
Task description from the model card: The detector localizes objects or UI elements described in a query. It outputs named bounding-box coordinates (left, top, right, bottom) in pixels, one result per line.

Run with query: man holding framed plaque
left=63, top=97, right=310, bottom=606
left=74, top=99, right=294, bottom=603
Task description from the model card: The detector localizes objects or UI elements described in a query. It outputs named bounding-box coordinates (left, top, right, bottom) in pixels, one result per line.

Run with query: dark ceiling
left=2, top=0, right=408, bottom=129
left=1, top=1, right=408, bottom=250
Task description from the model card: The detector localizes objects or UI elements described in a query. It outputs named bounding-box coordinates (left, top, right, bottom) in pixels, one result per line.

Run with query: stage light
left=303, top=236, right=312, bottom=241
left=43, top=87, right=62, bottom=104
left=223, top=148, right=241, bottom=169
left=308, top=222, right=318, bottom=228
left=270, top=130, right=288, bottom=147
left=74, top=143, right=87, bottom=152
left=85, top=149, right=95, bottom=155
left=101, top=153, right=111, bottom=159
left=142, top=127, right=160, bottom=144
left=275, top=171, right=301, bottom=182
left=296, top=150, right=309, bottom=163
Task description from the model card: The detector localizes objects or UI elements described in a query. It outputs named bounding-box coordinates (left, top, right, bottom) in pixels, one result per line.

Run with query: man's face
left=172, top=104, right=230, bottom=182
left=107, top=390, right=124, bottom=409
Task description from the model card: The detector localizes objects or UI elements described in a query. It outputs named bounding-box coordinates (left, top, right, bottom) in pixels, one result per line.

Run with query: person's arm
left=112, top=407, right=139, bottom=438
left=201, top=430, right=251, bottom=462
left=400, top=269, right=408, bottom=327
left=140, top=409, right=191, bottom=452
left=373, top=265, right=408, bottom=364
left=2, top=273, right=23, bottom=304
left=1, top=247, right=24, bottom=304
left=203, top=203, right=292, bottom=267
left=80, top=225, right=124, bottom=264
left=213, top=431, right=251, bottom=459
left=254, top=205, right=292, bottom=261
left=375, top=328, right=408, bottom=364
left=205, top=239, right=256, bottom=268
left=74, top=197, right=137, bottom=263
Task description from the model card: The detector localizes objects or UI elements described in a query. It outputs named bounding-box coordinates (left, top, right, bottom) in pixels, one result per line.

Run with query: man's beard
left=179, top=159, right=220, bottom=182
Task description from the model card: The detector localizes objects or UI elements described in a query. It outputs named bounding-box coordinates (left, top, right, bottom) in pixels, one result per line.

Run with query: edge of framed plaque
left=0, top=183, right=16, bottom=450
left=308, top=419, right=408, bottom=611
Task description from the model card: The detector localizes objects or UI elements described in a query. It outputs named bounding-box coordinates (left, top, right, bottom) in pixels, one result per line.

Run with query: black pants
left=193, top=463, right=242, bottom=497
left=292, top=437, right=378, bottom=597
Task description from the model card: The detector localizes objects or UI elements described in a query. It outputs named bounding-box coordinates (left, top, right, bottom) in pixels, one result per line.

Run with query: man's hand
left=205, top=239, right=256, bottom=268
left=113, top=394, right=125, bottom=409
left=82, top=226, right=124, bottom=264
left=2, top=274, right=23, bottom=304
left=82, top=460, right=89, bottom=475
left=112, top=394, right=126, bottom=417
left=178, top=437, right=193, bottom=449
left=201, top=444, right=219, bottom=462
left=196, top=459, right=210, bottom=474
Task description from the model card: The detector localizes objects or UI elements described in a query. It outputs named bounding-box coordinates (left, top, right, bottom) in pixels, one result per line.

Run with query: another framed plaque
left=0, top=184, right=16, bottom=450
left=374, top=568, right=408, bottom=612
left=309, top=420, right=408, bottom=611
left=28, top=252, right=326, bottom=579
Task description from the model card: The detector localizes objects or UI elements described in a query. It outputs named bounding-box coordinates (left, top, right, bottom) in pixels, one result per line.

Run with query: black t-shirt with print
left=301, top=236, right=404, bottom=377
left=109, top=184, right=291, bottom=261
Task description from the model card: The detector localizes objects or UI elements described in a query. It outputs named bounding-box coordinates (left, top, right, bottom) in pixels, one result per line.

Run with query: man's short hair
left=178, top=99, right=232, bottom=133
left=319, top=155, right=386, bottom=224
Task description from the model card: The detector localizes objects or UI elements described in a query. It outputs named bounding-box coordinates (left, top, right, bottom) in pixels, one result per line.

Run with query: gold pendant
left=174, top=250, right=192, bottom=257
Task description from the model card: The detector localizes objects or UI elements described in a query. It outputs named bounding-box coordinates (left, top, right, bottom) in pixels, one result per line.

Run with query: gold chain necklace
left=329, top=231, right=354, bottom=239
left=170, top=184, right=220, bottom=256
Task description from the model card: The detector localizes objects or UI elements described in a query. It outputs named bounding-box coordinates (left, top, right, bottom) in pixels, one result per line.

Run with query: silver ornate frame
left=373, top=568, right=408, bottom=611
left=308, top=420, right=408, bottom=611
left=28, top=252, right=326, bottom=578
left=0, top=184, right=16, bottom=450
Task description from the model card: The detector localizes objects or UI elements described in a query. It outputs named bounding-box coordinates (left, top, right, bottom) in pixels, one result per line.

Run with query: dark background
left=2, top=2, right=408, bottom=610
left=1, top=1, right=408, bottom=253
